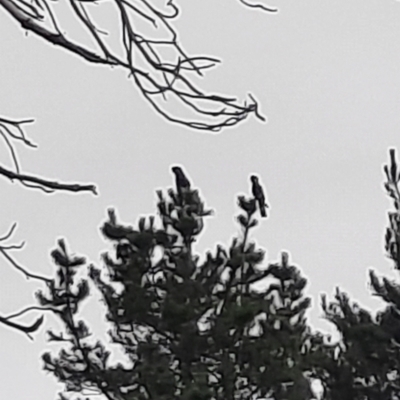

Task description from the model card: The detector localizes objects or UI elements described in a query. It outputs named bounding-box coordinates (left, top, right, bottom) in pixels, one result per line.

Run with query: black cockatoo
left=250, top=175, right=268, bottom=218
left=171, top=166, right=191, bottom=197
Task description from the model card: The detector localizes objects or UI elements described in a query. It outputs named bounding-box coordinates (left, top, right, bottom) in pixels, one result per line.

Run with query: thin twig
left=0, top=0, right=273, bottom=131
left=0, top=247, right=53, bottom=283
left=238, top=0, right=278, bottom=13
left=0, top=164, right=97, bottom=194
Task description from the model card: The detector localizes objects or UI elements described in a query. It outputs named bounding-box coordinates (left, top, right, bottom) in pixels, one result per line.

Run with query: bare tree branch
left=238, top=0, right=278, bottom=13
left=0, top=117, right=97, bottom=194
left=5, top=305, right=56, bottom=320
left=0, top=222, right=52, bottom=284
left=0, top=220, right=60, bottom=339
left=0, top=219, right=57, bottom=338
left=0, top=164, right=97, bottom=194
left=0, top=313, right=44, bottom=339
left=0, top=245, right=53, bottom=284
left=0, top=0, right=276, bottom=132
left=0, top=0, right=112, bottom=64
left=0, top=221, right=50, bottom=339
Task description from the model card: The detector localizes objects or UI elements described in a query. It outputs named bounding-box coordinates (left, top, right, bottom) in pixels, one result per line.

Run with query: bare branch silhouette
left=0, top=222, right=53, bottom=339
left=238, top=0, right=278, bottom=13
left=0, top=117, right=97, bottom=194
left=0, top=0, right=277, bottom=132
left=0, top=313, right=44, bottom=340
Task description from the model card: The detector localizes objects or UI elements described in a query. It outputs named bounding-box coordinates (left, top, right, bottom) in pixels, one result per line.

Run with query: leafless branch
left=0, top=313, right=44, bottom=339
left=0, top=223, right=54, bottom=338
left=5, top=305, right=56, bottom=320
left=238, top=0, right=278, bottom=13
left=0, top=117, right=97, bottom=194
left=0, top=164, right=97, bottom=194
left=0, top=0, right=276, bottom=132
left=0, top=246, right=53, bottom=283
left=0, top=224, right=53, bottom=284
left=0, top=222, right=18, bottom=241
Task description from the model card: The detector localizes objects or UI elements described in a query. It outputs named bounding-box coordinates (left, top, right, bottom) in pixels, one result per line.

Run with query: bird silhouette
left=172, top=166, right=191, bottom=197
left=250, top=175, right=268, bottom=217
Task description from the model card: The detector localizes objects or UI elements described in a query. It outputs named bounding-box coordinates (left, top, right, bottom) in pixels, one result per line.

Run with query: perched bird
left=171, top=166, right=191, bottom=197
left=250, top=175, right=268, bottom=217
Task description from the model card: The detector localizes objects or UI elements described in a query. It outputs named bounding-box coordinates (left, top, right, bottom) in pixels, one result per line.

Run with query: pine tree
left=369, top=148, right=400, bottom=398
left=316, top=288, right=392, bottom=400
left=37, top=169, right=317, bottom=400
left=249, top=251, right=314, bottom=400
left=313, top=149, right=400, bottom=400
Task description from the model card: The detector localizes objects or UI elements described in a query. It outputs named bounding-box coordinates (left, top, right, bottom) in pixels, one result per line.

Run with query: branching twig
left=0, top=164, right=97, bottom=194
left=0, top=117, right=97, bottom=194
left=0, top=247, right=53, bottom=283
left=1, top=306, right=59, bottom=340
left=0, top=223, right=49, bottom=341
left=5, top=305, right=56, bottom=320
left=0, top=0, right=276, bottom=131
left=0, top=223, right=53, bottom=283
left=0, top=313, right=44, bottom=339
left=238, top=0, right=278, bottom=13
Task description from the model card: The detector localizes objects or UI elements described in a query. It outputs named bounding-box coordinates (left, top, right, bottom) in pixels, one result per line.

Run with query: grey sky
left=1, top=1, right=400, bottom=399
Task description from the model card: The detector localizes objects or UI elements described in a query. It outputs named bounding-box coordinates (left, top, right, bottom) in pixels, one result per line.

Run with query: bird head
left=172, top=166, right=182, bottom=175
left=250, top=175, right=259, bottom=183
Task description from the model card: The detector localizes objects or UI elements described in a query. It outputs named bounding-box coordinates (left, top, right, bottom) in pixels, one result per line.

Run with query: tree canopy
left=29, top=148, right=400, bottom=400
left=37, top=167, right=317, bottom=400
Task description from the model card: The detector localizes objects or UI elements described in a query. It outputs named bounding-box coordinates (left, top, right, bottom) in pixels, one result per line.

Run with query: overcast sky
left=1, top=1, right=400, bottom=399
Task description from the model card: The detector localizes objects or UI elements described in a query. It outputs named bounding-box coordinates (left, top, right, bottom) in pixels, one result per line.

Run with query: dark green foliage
left=39, top=150, right=400, bottom=400
left=39, top=172, right=317, bottom=400
left=315, top=149, right=400, bottom=400
left=314, top=289, right=393, bottom=400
